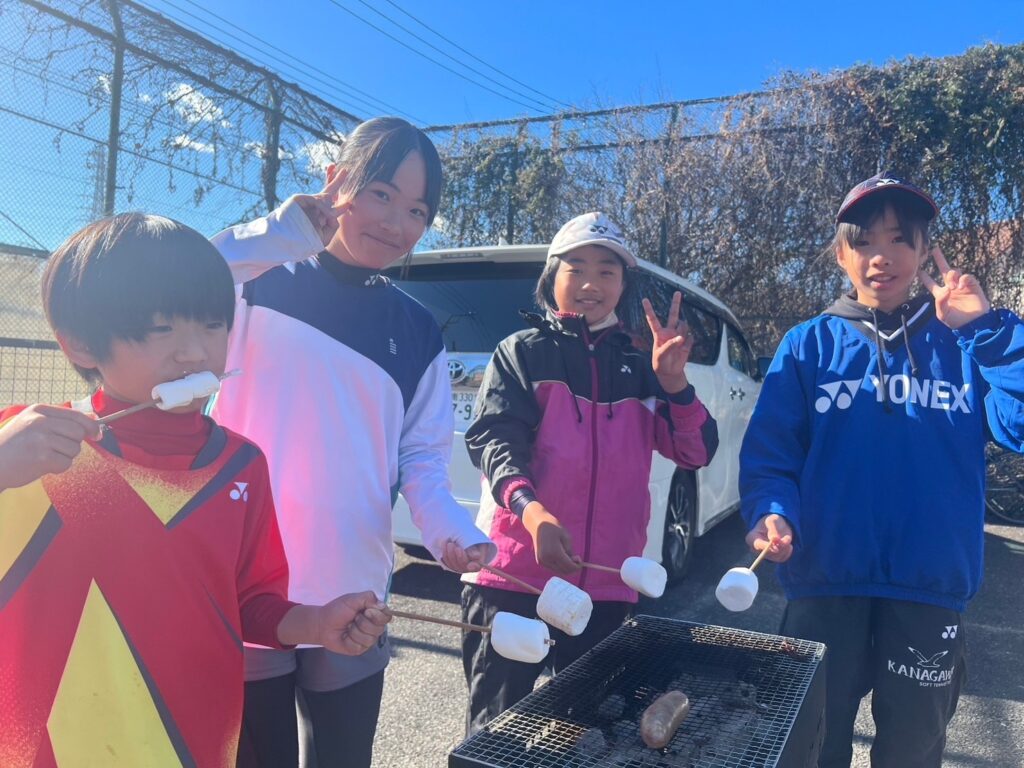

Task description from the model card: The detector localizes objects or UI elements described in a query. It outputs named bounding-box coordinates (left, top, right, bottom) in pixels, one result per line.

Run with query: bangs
left=838, top=195, right=931, bottom=251
left=339, top=117, right=444, bottom=225
left=44, top=214, right=234, bottom=354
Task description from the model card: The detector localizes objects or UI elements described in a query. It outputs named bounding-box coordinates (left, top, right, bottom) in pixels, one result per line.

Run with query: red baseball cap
left=836, top=172, right=939, bottom=224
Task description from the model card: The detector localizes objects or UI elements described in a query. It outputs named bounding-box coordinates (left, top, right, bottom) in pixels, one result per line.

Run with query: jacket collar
left=519, top=309, right=631, bottom=346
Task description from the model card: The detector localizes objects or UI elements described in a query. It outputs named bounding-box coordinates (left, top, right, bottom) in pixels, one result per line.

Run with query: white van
left=383, top=244, right=762, bottom=582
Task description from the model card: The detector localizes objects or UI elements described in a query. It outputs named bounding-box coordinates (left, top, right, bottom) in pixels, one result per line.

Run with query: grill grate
left=450, top=616, right=826, bottom=768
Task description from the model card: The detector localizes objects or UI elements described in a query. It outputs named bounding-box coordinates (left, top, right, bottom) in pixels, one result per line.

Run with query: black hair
left=829, top=192, right=932, bottom=257
left=334, top=116, right=444, bottom=227
left=42, top=212, right=235, bottom=382
left=533, top=246, right=633, bottom=315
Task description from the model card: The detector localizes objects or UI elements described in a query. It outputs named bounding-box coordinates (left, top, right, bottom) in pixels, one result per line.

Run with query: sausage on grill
left=640, top=690, right=691, bottom=749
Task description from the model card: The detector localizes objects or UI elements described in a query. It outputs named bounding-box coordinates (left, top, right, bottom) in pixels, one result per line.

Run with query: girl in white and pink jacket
left=461, top=212, right=718, bottom=734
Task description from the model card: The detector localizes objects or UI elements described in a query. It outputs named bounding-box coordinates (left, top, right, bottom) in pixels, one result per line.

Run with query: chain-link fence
left=0, top=0, right=364, bottom=404
left=3, top=0, right=1022, bottom=406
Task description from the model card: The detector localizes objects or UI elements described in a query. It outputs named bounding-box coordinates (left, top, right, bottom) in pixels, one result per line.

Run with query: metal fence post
left=263, top=75, right=283, bottom=212
left=103, top=0, right=124, bottom=216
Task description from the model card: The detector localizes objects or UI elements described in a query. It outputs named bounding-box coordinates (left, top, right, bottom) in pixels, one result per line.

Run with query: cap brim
left=837, top=184, right=938, bottom=223
left=548, top=238, right=637, bottom=268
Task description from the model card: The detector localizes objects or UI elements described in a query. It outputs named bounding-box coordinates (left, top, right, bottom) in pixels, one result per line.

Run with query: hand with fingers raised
left=642, top=291, right=694, bottom=395
left=293, top=164, right=353, bottom=248
left=919, top=246, right=991, bottom=330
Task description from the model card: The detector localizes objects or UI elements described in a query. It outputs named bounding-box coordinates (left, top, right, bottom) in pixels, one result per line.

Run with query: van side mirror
left=756, top=356, right=772, bottom=381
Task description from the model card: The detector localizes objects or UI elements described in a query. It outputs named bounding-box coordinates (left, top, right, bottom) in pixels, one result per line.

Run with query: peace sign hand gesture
left=293, top=166, right=353, bottom=248
left=642, top=291, right=693, bottom=395
left=918, top=246, right=991, bottom=330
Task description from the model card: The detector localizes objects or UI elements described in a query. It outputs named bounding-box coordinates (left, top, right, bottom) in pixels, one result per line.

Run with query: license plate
left=451, top=390, right=476, bottom=427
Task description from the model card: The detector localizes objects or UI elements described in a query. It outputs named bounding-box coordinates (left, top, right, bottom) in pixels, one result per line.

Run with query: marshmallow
left=620, top=557, right=668, bottom=598
left=152, top=371, right=222, bottom=410
left=536, top=577, right=593, bottom=636
left=715, top=567, right=759, bottom=612
left=490, top=611, right=551, bottom=664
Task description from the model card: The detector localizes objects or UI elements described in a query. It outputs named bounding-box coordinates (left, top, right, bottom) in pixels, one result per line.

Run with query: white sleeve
left=399, top=349, right=497, bottom=566
left=209, top=196, right=324, bottom=284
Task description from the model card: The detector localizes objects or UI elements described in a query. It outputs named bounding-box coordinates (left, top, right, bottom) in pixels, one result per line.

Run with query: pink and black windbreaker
left=463, top=311, right=718, bottom=603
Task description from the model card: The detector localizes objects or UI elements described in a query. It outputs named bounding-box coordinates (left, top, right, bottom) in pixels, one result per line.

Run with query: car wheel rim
left=664, top=480, right=693, bottom=572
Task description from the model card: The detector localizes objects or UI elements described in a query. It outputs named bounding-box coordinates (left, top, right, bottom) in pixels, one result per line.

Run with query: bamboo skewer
left=478, top=563, right=542, bottom=595
left=580, top=561, right=620, bottom=574
left=388, top=608, right=488, bottom=634
left=97, top=369, right=241, bottom=425
left=388, top=608, right=556, bottom=646
left=749, top=545, right=772, bottom=572
left=97, top=399, right=157, bottom=425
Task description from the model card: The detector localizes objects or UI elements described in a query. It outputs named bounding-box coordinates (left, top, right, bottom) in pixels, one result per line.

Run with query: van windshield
left=386, top=261, right=544, bottom=353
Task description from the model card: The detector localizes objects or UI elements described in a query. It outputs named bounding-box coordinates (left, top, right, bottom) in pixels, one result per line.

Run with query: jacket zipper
left=581, top=325, right=601, bottom=591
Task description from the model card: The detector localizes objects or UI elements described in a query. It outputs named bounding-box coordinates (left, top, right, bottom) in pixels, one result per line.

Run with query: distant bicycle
left=985, top=445, right=1024, bottom=525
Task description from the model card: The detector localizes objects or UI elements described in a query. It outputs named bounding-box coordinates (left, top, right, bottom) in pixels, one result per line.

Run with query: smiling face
left=326, top=150, right=430, bottom=271
left=836, top=205, right=929, bottom=313
left=552, top=244, right=626, bottom=325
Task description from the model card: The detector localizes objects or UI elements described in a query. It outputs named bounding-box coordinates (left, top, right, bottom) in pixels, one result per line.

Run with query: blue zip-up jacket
left=740, top=293, right=1024, bottom=611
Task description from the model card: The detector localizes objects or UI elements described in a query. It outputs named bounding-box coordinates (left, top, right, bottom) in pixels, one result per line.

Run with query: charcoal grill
left=450, top=615, right=826, bottom=768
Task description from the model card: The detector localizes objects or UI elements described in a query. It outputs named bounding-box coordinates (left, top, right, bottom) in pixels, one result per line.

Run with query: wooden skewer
left=388, top=608, right=556, bottom=646
left=478, top=563, right=542, bottom=595
left=388, top=608, right=489, bottom=634
left=749, top=545, right=772, bottom=572
left=97, top=399, right=158, bottom=425
left=96, top=369, right=242, bottom=426
left=580, top=561, right=620, bottom=574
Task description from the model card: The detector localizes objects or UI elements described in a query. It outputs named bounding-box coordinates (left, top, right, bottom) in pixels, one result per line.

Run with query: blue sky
left=141, top=0, right=1024, bottom=127
left=0, top=0, right=1022, bottom=254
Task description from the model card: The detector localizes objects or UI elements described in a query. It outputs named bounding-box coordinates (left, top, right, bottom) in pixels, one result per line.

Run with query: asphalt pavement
left=373, top=513, right=1024, bottom=767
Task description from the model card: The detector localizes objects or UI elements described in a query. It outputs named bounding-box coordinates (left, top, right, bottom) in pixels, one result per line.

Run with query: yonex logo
left=621, top=364, right=632, bottom=374
left=875, top=178, right=900, bottom=187
left=230, top=482, right=249, bottom=501
left=814, top=379, right=863, bottom=413
left=942, top=625, right=958, bottom=640
left=589, top=223, right=623, bottom=243
left=869, top=376, right=971, bottom=413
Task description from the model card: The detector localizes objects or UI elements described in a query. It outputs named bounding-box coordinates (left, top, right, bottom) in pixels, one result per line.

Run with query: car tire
left=662, top=471, right=697, bottom=584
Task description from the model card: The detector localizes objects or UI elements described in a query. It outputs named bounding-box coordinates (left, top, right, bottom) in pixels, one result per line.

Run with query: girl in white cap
left=460, top=211, right=719, bottom=734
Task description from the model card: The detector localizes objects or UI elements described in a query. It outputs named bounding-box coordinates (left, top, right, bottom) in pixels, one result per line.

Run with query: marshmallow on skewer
left=490, top=611, right=552, bottom=663
left=620, top=557, right=668, bottom=599
left=715, top=567, right=759, bottom=612
left=152, top=371, right=222, bottom=410
left=536, top=577, right=593, bottom=636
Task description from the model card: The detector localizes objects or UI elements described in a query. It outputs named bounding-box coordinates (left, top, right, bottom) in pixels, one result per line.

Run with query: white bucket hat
left=547, top=212, right=637, bottom=268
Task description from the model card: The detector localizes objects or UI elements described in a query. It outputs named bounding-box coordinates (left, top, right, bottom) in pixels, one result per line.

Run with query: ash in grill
left=450, top=616, right=825, bottom=768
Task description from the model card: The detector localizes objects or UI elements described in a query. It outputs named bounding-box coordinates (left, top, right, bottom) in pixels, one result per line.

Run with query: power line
left=350, top=0, right=560, bottom=113
left=139, top=0, right=418, bottom=122
left=0, top=209, right=48, bottom=251
left=321, top=0, right=547, bottom=115
left=151, top=0, right=422, bottom=123
left=380, top=0, right=573, bottom=111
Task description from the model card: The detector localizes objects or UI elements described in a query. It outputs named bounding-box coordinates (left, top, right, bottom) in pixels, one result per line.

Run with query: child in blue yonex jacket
left=740, top=172, right=1024, bottom=768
